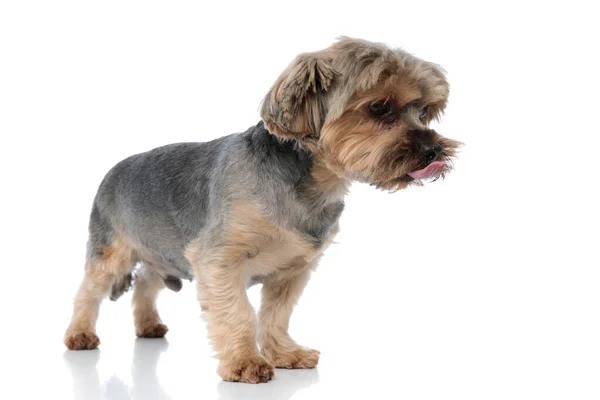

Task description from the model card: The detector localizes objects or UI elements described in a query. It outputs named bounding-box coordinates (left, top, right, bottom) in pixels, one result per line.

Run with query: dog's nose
left=423, top=143, right=442, bottom=164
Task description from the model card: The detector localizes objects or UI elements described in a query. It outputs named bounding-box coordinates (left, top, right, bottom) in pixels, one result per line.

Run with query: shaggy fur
left=64, top=37, right=460, bottom=383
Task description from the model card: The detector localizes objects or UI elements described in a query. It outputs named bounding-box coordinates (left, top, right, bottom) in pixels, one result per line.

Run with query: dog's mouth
left=402, top=161, right=446, bottom=181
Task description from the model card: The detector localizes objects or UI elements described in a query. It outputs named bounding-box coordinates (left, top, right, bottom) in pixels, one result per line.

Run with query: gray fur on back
left=88, top=122, right=345, bottom=281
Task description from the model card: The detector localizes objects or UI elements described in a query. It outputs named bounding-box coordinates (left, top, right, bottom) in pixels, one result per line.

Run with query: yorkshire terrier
left=64, top=37, right=460, bottom=383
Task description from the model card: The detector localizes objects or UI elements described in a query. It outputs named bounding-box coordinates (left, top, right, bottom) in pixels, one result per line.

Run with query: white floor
left=59, top=327, right=322, bottom=400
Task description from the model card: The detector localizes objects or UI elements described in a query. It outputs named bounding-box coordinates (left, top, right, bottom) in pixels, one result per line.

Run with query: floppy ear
left=260, top=51, right=336, bottom=139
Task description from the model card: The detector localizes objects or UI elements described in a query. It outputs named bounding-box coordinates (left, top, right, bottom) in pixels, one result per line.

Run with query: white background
left=1, top=1, right=599, bottom=399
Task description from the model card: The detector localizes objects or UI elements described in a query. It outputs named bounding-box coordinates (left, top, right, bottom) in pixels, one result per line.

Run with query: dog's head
left=261, top=37, right=461, bottom=191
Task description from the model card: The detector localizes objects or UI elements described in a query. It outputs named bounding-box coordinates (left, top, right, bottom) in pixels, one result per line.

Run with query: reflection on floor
left=63, top=338, right=319, bottom=400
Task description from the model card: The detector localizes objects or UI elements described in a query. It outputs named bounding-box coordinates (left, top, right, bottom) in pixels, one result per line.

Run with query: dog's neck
left=255, top=121, right=349, bottom=206
left=304, top=157, right=349, bottom=204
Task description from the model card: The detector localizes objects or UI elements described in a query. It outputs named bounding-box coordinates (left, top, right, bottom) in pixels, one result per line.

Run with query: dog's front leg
left=258, top=269, right=320, bottom=369
left=194, top=255, right=274, bottom=384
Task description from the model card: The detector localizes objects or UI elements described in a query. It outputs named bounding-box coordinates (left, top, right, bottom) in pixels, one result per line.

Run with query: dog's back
left=88, top=136, right=228, bottom=281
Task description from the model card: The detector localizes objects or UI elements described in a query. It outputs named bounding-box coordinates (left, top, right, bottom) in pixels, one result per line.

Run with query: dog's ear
left=260, top=51, right=336, bottom=139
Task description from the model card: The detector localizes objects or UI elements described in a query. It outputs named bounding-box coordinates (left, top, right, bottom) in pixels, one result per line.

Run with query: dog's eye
left=419, top=106, right=429, bottom=122
left=369, top=101, right=392, bottom=117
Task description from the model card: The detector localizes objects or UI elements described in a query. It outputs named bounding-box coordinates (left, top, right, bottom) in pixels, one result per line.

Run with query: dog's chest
left=229, top=202, right=339, bottom=283
left=245, top=225, right=338, bottom=286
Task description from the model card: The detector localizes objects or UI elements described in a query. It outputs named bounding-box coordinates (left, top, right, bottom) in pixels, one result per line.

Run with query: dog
left=64, top=37, right=460, bottom=383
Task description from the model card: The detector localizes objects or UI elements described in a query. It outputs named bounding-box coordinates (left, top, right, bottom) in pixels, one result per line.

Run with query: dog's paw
left=218, top=356, right=275, bottom=384
left=64, top=331, right=100, bottom=350
left=262, top=347, right=320, bottom=369
left=136, top=323, right=169, bottom=338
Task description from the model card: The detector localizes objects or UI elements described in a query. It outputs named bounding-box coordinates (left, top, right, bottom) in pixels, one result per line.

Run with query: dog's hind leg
left=64, top=233, right=137, bottom=350
left=132, top=263, right=168, bottom=338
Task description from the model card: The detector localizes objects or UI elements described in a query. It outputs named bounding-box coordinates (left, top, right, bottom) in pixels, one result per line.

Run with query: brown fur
left=64, top=234, right=137, bottom=350
left=137, top=323, right=169, bottom=338
left=320, top=83, right=460, bottom=190
left=64, top=233, right=170, bottom=349
left=262, top=51, right=336, bottom=139
left=184, top=202, right=333, bottom=382
left=64, top=331, right=100, bottom=351
left=132, top=264, right=168, bottom=337
left=65, top=257, right=133, bottom=350
left=258, top=268, right=318, bottom=368
left=261, top=37, right=461, bottom=192
left=257, top=224, right=337, bottom=368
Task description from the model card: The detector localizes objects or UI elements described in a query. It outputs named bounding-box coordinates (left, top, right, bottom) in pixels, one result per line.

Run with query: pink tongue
left=408, top=161, right=445, bottom=180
